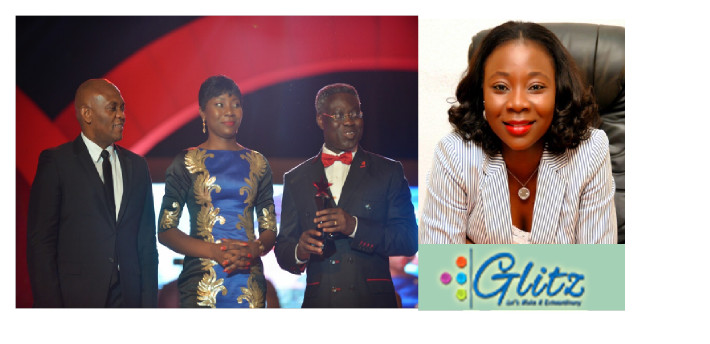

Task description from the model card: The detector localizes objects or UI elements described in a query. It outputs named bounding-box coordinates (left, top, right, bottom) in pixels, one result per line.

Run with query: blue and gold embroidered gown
left=159, top=148, right=276, bottom=308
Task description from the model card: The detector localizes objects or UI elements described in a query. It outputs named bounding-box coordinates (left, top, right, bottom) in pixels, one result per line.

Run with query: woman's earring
left=483, top=109, right=487, bottom=121
left=202, top=119, right=206, bottom=134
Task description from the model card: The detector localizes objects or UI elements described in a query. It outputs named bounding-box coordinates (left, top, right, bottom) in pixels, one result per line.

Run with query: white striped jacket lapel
left=480, top=153, right=512, bottom=244
left=530, top=149, right=569, bottom=243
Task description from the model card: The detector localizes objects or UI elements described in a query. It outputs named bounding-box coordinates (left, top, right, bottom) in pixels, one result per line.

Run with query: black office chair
left=468, top=23, right=625, bottom=243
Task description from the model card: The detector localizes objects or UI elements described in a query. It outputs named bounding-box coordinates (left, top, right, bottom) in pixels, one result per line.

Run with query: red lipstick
left=504, top=120, right=534, bottom=136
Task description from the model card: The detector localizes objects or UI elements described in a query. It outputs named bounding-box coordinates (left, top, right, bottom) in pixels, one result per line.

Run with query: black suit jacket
left=275, top=148, right=417, bottom=307
left=27, top=136, right=158, bottom=307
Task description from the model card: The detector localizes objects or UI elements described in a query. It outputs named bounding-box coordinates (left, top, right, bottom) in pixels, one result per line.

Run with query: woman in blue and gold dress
left=158, top=75, right=276, bottom=308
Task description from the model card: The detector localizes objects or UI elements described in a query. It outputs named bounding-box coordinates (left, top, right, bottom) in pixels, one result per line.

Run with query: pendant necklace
left=507, top=166, right=539, bottom=201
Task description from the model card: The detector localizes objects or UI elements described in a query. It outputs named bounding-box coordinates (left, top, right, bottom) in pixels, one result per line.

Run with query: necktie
left=101, top=150, right=116, bottom=220
left=321, top=151, right=353, bottom=167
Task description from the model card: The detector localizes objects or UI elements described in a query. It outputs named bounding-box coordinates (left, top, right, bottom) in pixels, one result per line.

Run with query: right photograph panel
left=418, top=19, right=625, bottom=245
left=417, top=18, right=625, bottom=310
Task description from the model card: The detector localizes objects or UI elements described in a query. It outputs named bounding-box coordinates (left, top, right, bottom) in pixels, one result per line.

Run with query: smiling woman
left=419, top=21, right=617, bottom=244
left=197, top=76, right=244, bottom=148
left=483, top=40, right=556, bottom=155
left=156, top=75, right=277, bottom=308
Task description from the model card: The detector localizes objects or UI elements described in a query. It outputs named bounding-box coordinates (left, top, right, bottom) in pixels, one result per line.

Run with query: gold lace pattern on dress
left=258, top=204, right=277, bottom=233
left=234, top=150, right=268, bottom=308
left=185, top=148, right=225, bottom=308
left=159, top=201, right=181, bottom=230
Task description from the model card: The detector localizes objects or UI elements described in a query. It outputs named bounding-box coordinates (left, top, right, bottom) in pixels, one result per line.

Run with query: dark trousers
left=105, top=265, right=124, bottom=307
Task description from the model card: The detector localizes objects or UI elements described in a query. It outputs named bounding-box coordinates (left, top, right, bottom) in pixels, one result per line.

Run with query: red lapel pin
left=360, top=161, right=366, bottom=168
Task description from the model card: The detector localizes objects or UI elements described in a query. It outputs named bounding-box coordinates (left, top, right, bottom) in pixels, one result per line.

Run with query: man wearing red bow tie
left=275, top=83, right=418, bottom=307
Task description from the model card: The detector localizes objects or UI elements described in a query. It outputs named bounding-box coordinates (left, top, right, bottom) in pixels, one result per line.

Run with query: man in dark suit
left=27, top=79, right=158, bottom=307
left=275, top=83, right=418, bottom=307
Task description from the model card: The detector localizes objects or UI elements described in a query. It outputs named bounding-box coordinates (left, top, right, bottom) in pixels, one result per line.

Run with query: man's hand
left=296, top=229, right=324, bottom=261
left=314, top=208, right=356, bottom=236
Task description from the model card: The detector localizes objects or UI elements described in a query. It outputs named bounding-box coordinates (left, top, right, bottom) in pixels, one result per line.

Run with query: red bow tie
left=321, top=151, right=353, bottom=167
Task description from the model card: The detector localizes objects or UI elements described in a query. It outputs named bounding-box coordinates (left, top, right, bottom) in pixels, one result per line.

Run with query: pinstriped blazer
left=420, top=128, right=617, bottom=244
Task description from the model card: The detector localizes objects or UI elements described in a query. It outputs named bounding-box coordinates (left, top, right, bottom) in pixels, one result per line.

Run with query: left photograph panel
left=16, top=16, right=419, bottom=308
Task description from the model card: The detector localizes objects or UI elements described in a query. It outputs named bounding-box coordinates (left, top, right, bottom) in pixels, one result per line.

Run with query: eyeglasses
left=320, top=111, right=364, bottom=122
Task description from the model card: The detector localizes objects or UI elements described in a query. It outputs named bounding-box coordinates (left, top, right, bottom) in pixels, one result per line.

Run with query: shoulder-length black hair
left=449, top=21, right=599, bottom=155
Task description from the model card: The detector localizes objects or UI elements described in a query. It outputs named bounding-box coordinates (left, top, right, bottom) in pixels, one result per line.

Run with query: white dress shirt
left=81, top=133, right=123, bottom=220
left=322, top=145, right=354, bottom=205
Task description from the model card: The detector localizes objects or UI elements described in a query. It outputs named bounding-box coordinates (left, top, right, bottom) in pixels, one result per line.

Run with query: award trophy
left=313, top=177, right=336, bottom=258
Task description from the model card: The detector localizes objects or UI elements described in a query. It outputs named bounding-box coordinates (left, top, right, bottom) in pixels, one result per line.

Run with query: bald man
left=27, top=79, right=158, bottom=307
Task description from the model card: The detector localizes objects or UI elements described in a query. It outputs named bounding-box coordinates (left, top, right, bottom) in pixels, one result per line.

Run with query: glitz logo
left=437, top=250, right=586, bottom=308
left=473, top=252, right=585, bottom=306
